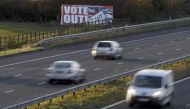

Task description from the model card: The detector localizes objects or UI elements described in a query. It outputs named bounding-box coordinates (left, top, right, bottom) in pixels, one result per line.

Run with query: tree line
left=0, top=0, right=190, bottom=23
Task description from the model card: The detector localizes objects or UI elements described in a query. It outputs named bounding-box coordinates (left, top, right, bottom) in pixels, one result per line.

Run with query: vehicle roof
left=135, top=69, right=172, bottom=77
left=98, top=41, right=117, bottom=43
left=54, top=61, right=76, bottom=64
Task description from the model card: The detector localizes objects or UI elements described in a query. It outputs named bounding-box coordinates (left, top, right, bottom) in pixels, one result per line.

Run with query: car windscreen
left=52, top=62, right=71, bottom=69
left=97, top=42, right=111, bottom=48
left=134, top=75, right=162, bottom=88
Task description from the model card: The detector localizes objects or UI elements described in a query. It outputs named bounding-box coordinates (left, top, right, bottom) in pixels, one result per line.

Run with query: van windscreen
left=134, top=75, right=162, bottom=88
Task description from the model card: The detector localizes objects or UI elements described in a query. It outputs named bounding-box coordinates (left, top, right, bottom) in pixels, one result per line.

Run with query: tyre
left=119, top=55, right=122, bottom=59
left=166, top=95, right=173, bottom=106
left=111, top=55, right=118, bottom=60
left=48, top=79, right=54, bottom=84
left=128, top=102, right=134, bottom=107
left=94, top=56, right=97, bottom=60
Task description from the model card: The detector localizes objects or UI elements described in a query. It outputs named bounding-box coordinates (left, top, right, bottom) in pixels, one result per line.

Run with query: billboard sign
left=60, top=4, right=113, bottom=25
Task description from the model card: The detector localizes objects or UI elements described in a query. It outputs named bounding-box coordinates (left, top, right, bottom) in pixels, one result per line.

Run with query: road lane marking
left=158, top=52, right=164, bottom=55
left=14, top=74, right=23, bottom=77
left=3, top=90, right=15, bottom=94
left=153, top=44, right=158, bottom=47
left=0, top=49, right=90, bottom=68
left=170, top=40, right=175, bottom=43
left=101, top=76, right=190, bottom=109
left=186, top=37, right=190, bottom=40
left=176, top=48, right=182, bottom=51
left=138, top=57, right=144, bottom=60
left=101, top=100, right=126, bottom=109
left=1, top=30, right=190, bottom=68
left=94, top=68, right=102, bottom=71
left=117, top=62, right=124, bottom=65
left=38, top=82, right=47, bottom=85
left=134, top=48, right=140, bottom=51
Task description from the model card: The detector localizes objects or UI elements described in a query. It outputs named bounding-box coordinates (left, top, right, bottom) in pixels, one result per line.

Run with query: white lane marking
left=1, top=30, right=190, bottom=68
left=149, top=54, right=153, bottom=56
left=134, top=48, right=140, bottom=51
left=0, top=49, right=90, bottom=68
left=101, top=100, right=126, bottom=109
left=117, top=62, right=124, bottom=65
left=170, top=40, right=175, bottom=43
left=94, top=68, right=102, bottom=71
left=101, top=76, right=190, bottom=109
left=174, top=76, right=190, bottom=84
left=153, top=44, right=158, bottom=47
left=186, top=37, right=190, bottom=40
left=138, top=57, right=144, bottom=60
left=121, top=30, right=190, bottom=45
left=3, top=90, right=15, bottom=94
left=38, top=82, right=47, bottom=85
left=14, top=74, right=23, bottom=77
left=176, top=48, right=182, bottom=51
left=158, top=52, right=164, bottom=55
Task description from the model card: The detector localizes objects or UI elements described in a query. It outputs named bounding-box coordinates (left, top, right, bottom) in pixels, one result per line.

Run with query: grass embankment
left=0, top=22, right=58, bottom=37
left=0, top=21, right=112, bottom=52
left=0, top=45, right=43, bottom=57
left=26, top=59, right=190, bottom=109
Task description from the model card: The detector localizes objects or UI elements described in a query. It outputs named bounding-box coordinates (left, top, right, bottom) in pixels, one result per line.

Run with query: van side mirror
left=165, top=84, right=168, bottom=89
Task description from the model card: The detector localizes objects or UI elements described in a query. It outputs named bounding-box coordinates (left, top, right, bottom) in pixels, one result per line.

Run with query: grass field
left=0, top=22, right=59, bottom=37
left=0, top=45, right=43, bottom=56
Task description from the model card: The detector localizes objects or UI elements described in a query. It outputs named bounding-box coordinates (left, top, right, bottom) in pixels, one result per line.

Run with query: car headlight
left=91, top=49, right=96, bottom=54
left=127, top=89, right=136, bottom=95
left=152, top=91, right=162, bottom=97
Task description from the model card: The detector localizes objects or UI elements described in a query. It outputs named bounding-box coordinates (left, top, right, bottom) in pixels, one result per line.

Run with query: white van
left=126, top=69, right=174, bottom=107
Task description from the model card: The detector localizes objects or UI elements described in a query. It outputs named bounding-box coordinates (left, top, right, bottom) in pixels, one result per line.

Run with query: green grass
left=0, top=22, right=58, bottom=37
left=26, top=59, right=190, bottom=109
left=0, top=45, right=43, bottom=56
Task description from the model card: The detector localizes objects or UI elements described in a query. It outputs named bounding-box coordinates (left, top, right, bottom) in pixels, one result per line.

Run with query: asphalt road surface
left=0, top=26, right=190, bottom=108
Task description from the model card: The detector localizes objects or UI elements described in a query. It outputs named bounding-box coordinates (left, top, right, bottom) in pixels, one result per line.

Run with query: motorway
left=0, top=26, right=190, bottom=108
left=102, top=77, right=190, bottom=109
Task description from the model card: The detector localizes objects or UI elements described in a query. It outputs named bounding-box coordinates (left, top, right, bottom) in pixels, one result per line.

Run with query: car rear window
left=53, top=62, right=71, bottom=69
left=97, top=42, right=111, bottom=48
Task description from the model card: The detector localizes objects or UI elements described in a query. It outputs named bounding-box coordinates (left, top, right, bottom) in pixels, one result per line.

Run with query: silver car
left=45, top=61, right=86, bottom=83
left=91, top=41, right=123, bottom=59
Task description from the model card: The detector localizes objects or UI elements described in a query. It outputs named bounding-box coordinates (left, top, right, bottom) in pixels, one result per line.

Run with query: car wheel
left=94, top=56, right=97, bottom=60
left=48, top=79, right=54, bottom=84
left=128, top=102, right=134, bottom=107
left=166, top=95, right=173, bottom=106
left=112, top=55, right=118, bottom=60
left=119, top=55, right=122, bottom=59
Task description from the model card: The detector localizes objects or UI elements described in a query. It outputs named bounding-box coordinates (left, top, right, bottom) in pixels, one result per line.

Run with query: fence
left=2, top=54, right=190, bottom=109
left=0, top=19, right=128, bottom=50
left=35, top=17, right=190, bottom=48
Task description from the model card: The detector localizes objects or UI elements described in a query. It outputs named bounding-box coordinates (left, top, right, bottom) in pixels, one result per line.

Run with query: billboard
left=60, top=4, right=113, bottom=25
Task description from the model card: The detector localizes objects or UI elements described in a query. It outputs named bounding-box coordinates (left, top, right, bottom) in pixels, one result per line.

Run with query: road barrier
left=3, top=54, right=190, bottom=109
left=0, top=19, right=127, bottom=50
left=35, top=17, right=190, bottom=48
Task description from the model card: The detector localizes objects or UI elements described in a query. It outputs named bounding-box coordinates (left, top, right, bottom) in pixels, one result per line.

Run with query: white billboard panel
left=61, top=4, right=113, bottom=25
